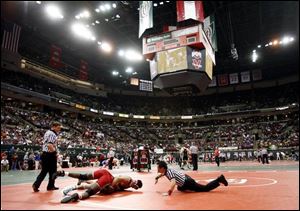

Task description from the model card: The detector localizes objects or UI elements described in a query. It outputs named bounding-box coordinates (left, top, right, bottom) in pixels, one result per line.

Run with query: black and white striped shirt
left=165, top=168, right=186, bottom=187
left=42, top=130, right=58, bottom=152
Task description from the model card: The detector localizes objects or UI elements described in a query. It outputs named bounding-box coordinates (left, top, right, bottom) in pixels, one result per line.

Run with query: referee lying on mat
left=155, top=161, right=228, bottom=196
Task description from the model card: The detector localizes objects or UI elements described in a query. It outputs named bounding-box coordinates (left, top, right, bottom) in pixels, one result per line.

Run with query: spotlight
left=95, top=8, right=100, bottom=13
left=105, top=4, right=111, bottom=10
left=118, top=50, right=125, bottom=56
left=112, top=71, right=119, bottom=76
left=125, top=67, right=133, bottom=73
left=252, top=51, right=258, bottom=63
left=281, top=37, right=289, bottom=44
left=45, top=5, right=64, bottom=19
left=100, top=5, right=105, bottom=11
left=101, top=42, right=112, bottom=53
left=257, top=45, right=261, bottom=48
left=112, top=3, right=117, bottom=8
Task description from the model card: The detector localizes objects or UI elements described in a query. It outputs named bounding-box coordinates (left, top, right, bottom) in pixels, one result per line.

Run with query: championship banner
left=203, top=14, right=218, bottom=51
left=49, top=45, right=62, bottom=69
left=79, top=60, right=88, bottom=81
left=177, top=1, right=205, bottom=23
left=252, top=69, right=262, bottom=81
left=218, top=74, right=229, bottom=86
left=208, top=76, right=217, bottom=87
left=139, top=1, right=153, bottom=37
left=241, top=71, right=250, bottom=83
left=229, top=73, right=239, bottom=84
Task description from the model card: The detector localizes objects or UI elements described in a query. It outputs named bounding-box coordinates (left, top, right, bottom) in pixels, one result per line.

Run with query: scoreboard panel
left=143, top=23, right=215, bottom=65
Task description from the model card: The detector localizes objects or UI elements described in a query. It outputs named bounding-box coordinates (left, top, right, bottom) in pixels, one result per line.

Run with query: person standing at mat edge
left=155, top=161, right=228, bottom=196
left=189, top=142, right=198, bottom=171
left=32, top=121, right=61, bottom=192
left=214, top=147, right=220, bottom=167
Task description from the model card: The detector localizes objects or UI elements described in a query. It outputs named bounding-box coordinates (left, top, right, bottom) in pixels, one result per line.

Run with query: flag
left=1, top=21, right=21, bottom=52
left=208, top=76, right=217, bottom=87
left=79, top=60, right=88, bottom=81
left=241, top=71, right=250, bottom=83
left=229, top=73, right=239, bottom=84
left=177, top=1, right=205, bottom=23
left=218, top=74, right=229, bottom=86
left=252, top=69, right=262, bottom=81
left=139, top=1, right=153, bottom=37
left=203, top=15, right=218, bottom=51
left=49, top=45, right=63, bottom=69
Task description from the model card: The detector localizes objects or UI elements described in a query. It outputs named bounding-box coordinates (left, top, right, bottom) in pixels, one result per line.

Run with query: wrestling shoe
left=32, top=184, right=39, bottom=192
left=62, top=185, right=76, bottom=196
left=47, top=187, right=59, bottom=191
left=61, top=193, right=79, bottom=203
left=217, top=174, right=228, bottom=186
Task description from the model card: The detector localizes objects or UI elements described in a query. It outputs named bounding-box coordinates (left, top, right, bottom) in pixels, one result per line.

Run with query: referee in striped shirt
left=155, top=161, right=228, bottom=196
left=32, top=122, right=61, bottom=192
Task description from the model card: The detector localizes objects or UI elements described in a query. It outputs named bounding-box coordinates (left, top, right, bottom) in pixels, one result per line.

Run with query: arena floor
left=1, top=161, right=299, bottom=210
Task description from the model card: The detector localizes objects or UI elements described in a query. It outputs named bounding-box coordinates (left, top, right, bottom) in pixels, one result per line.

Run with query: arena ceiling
left=1, top=1, right=299, bottom=88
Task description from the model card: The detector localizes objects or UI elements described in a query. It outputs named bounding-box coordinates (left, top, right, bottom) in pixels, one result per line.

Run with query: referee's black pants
left=33, top=152, right=57, bottom=189
left=215, top=156, right=220, bottom=167
left=177, top=175, right=220, bottom=192
left=192, top=154, right=198, bottom=170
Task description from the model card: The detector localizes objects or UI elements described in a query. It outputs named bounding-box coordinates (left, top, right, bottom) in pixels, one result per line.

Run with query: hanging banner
left=139, top=1, right=153, bottom=37
left=203, top=14, right=218, bottom=51
left=208, top=76, right=217, bottom=87
left=49, top=45, right=62, bottom=69
left=177, top=1, right=205, bottom=22
left=79, top=60, right=88, bottom=81
left=229, top=73, right=239, bottom=84
left=241, top=71, right=250, bottom=83
left=2, top=21, right=21, bottom=53
left=218, top=74, right=229, bottom=86
left=252, top=69, right=262, bottom=81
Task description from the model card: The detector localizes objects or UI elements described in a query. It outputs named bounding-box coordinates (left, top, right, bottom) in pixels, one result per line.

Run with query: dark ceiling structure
left=1, top=1, right=299, bottom=88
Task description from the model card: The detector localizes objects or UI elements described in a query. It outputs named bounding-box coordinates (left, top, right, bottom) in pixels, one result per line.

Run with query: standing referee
left=190, top=142, right=198, bottom=171
left=32, top=122, right=61, bottom=192
left=155, top=161, right=228, bottom=196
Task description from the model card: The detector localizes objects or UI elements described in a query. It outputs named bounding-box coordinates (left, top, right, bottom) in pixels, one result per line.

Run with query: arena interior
left=1, top=1, right=299, bottom=210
